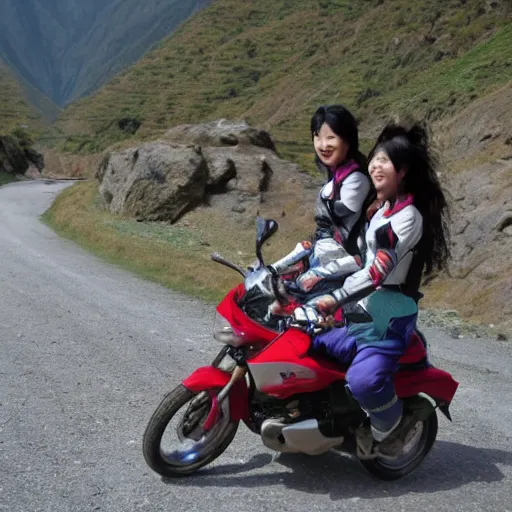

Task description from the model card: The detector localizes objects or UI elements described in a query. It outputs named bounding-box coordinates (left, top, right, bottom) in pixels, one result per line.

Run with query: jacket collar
left=330, top=159, right=359, bottom=186
left=383, top=194, right=414, bottom=217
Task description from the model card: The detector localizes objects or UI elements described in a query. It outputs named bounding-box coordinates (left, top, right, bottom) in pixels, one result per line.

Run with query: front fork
left=212, top=347, right=248, bottom=419
left=182, top=347, right=250, bottom=429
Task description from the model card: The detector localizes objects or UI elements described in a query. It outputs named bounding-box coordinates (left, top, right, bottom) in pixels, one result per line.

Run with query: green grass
left=362, top=24, right=512, bottom=120
left=42, top=182, right=243, bottom=303
left=0, top=60, right=43, bottom=136
left=56, top=0, right=512, bottom=166
left=102, top=218, right=204, bottom=248
left=42, top=180, right=317, bottom=303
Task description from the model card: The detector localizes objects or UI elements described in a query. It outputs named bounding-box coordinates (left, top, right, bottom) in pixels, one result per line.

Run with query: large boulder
left=202, top=146, right=272, bottom=196
left=98, top=142, right=208, bottom=222
left=0, top=135, right=28, bottom=174
left=203, top=148, right=236, bottom=191
left=96, top=119, right=316, bottom=224
left=163, top=119, right=276, bottom=151
left=24, top=147, right=45, bottom=171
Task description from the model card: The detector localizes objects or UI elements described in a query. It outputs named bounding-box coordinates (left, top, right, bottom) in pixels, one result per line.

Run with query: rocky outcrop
left=442, top=159, right=512, bottom=324
left=96, top=120, right=313, bottom=223
left=163, top=119, right=276, bottom=151
left=97, top=143, right=208, bottom=222
left=424, top=85, right=512, bottom=331
left=0, top=135, right=45, bottom=176
left=0, top=136, right=27, bottom=174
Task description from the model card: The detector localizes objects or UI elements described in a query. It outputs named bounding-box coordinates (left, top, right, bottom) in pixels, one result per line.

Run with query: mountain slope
left=56, top=0, right=512, bottom=162
left=0, top=0, right=212, bottom=106
left=0, top=59, right=45, bottom=135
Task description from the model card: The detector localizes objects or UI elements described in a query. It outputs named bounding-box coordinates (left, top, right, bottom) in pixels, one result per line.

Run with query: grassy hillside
left=57, top=0, right=512, bottom=165
left=18, top=76, right=61, bottom=123
left=0, top=60, right=44, bottom=135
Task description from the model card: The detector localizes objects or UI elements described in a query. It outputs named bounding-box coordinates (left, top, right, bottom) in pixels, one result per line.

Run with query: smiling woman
left=313, top=123, right=350, bottom=169
left=299, top=121, right=452, bottom=458
left=309, top=105, right=372, bottom=248
left=266, top=105, right=372, bottom=302
left=368, top=150, right=404, bottom=200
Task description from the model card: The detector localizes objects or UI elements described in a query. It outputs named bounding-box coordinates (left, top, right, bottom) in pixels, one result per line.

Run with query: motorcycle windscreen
left=216, top=284, right=278, bottom=344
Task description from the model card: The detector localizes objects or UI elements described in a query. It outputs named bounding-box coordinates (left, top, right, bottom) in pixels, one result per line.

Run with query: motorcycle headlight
left=213, top=312, right=246, bottom=347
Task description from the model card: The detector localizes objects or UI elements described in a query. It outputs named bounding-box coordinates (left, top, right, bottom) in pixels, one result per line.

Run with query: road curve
left=0, top=180, right=511, bottom=512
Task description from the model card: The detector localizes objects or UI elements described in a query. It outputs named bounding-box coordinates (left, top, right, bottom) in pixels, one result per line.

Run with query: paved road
left=1, top=180, right=511, bottom=512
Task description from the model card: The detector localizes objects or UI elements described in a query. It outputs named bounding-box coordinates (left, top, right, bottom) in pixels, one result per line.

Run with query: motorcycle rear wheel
left=143, top=384, right=239, bottom=477
left=360, top=411, right=438, bottom=480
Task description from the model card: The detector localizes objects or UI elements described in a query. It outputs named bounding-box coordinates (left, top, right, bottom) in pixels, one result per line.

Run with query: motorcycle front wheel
left=143, top=384, right=239, bottom=477
left=360, top=411, right=438, bottom=480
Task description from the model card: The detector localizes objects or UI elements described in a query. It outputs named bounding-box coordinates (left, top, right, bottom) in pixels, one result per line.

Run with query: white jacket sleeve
left=332, top=206, right=423, bottom=301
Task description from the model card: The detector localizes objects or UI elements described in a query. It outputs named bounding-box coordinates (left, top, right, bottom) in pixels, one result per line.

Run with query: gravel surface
left=1, top=180, right=511, bottom=512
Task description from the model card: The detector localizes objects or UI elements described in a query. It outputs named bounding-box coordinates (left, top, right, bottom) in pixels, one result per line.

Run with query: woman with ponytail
left=293, top=121, right=451, bottom=457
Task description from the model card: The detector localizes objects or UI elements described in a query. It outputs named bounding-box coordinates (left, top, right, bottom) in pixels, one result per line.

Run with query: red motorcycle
left=143, top=219, right=458, bottom=480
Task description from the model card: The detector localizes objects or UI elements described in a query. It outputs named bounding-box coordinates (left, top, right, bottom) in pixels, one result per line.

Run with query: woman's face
left=313, top=123, right=350, bottom=168
left=369, top=150, right=404, bottom=201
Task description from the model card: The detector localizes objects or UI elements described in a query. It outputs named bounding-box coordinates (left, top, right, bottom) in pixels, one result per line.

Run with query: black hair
left=310, top=104, right=368, bottom=174
left=368, top=121, right=451, bottom=274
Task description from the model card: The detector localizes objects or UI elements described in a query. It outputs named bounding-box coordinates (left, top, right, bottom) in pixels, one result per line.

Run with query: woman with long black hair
left=294, top=121, right=451, bottom=457
left=269, top=104, right=372, bottom=293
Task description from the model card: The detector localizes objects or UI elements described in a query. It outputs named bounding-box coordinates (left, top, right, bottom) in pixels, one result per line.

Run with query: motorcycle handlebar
left=269, top=271, right=290, bottom=306
left=212, top=253, right=289, bottom=305
left=288, top=315, right=341, bottom=334
left=211, top=253, right=247, bottom=277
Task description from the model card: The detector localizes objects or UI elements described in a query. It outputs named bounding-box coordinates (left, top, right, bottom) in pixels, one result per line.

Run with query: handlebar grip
left=210, top=253, right=247, bottom=277
left=289, top=315, right=337, bottom=333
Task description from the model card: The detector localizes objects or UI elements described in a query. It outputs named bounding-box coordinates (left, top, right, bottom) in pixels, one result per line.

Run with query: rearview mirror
left=255, top=217, right=278, bottom=265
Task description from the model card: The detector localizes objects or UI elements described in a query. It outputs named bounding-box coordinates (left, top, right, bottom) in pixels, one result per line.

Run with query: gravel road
left=1, top=180, right=511, bottom=512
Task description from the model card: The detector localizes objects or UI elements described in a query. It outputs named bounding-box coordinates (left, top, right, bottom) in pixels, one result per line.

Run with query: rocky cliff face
left=424, top=85, right=512, bottom=331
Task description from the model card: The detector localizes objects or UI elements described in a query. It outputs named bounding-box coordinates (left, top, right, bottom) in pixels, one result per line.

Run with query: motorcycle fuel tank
left=247, top=328, right=347, bottom=398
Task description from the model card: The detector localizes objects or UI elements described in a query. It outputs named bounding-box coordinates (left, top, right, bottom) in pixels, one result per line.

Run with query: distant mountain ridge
left=0, top=0, right=211, bottom=107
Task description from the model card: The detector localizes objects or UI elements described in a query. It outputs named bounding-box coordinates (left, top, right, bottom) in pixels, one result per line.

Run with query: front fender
left=182, top=366, right=249, bottom=421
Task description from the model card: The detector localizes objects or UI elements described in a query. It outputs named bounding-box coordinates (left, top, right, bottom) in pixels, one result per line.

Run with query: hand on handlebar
left=290, top=292, right=341, bottom=334
left=307, top=293, right=338, bottom=313
left=291, top=305, right=336, bottom=334
left=292, top=305, right=321, bottom=326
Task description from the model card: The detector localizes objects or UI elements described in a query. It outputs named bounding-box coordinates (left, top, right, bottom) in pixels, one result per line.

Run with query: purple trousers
left=312, top=314, right=416, bottom=433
